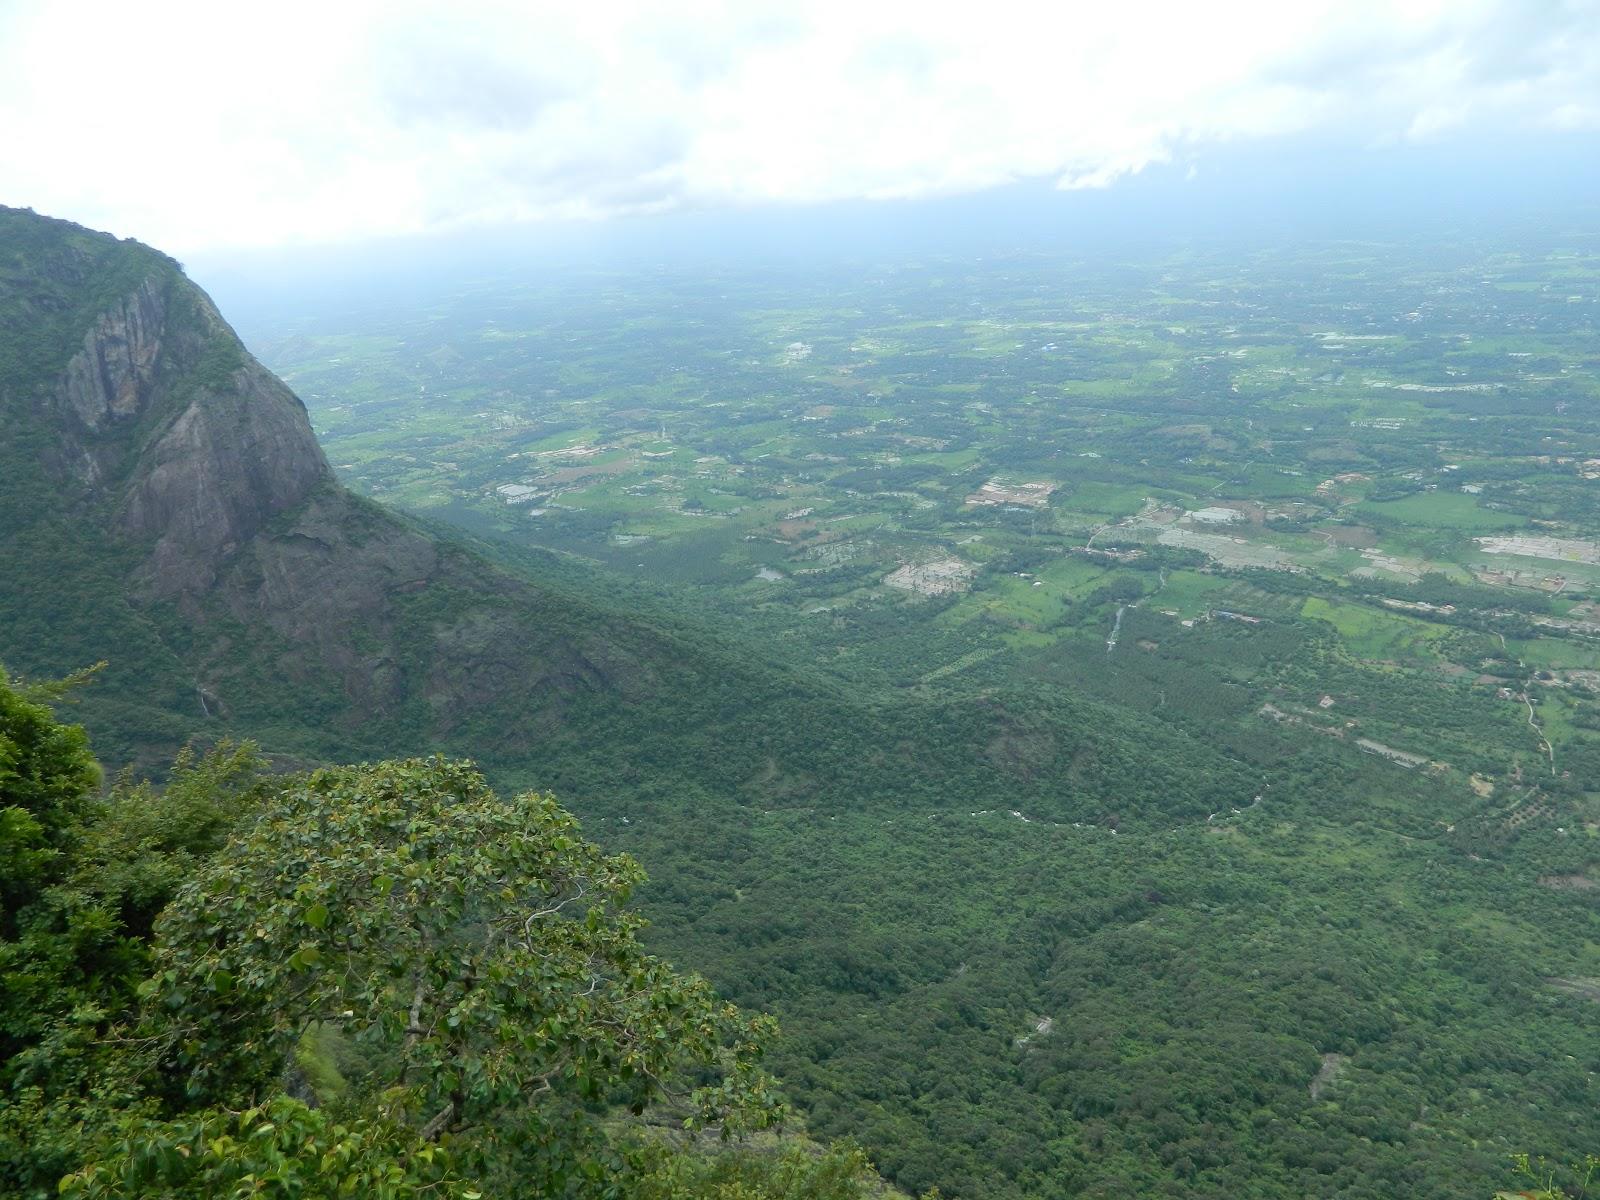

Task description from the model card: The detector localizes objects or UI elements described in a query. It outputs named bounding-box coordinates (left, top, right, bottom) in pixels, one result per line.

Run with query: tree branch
left=420, top=1098, right=456, bottom=1142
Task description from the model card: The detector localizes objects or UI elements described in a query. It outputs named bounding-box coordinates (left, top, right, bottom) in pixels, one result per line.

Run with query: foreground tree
left=1497, top=1152, right=1600, bottom=1200
left=59, top=1095, right=467, bottom=1200
left=0, top=664, right=102, bottom=1066
left=1, top=665, right=273, bottom=1195
left=103, top=756, right=783, bottom=1196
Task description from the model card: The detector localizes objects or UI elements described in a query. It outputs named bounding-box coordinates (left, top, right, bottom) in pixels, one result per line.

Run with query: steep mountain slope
left=0, top=206, right=1244, bottom=829
left=0, top=208, right=709, bottom=763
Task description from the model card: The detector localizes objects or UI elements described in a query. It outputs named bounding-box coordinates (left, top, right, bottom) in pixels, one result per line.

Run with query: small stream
left=1106, top=604, right=1126, bottom=655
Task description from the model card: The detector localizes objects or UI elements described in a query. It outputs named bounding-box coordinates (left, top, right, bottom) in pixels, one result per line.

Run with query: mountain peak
left=1, top=208, right=651, bottom=757
left=27, top=227, right=332, bottom=598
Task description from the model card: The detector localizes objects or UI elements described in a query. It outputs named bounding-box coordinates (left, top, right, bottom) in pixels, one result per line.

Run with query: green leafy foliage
left=77, top=740, right=271, bottom=940
left=628, top=1137, right=889, bottom=1200
left=0, top=664, right=273, bottom=1196
left=0, top=673, right=807, bottom=1199
left=0, top=664, right=99, bottom=928
left=140, top=756, right=783, bottom=1195
left=1500, top=1151, right=1600, bottom=1200
left=60, top=1095, right=470, bottom=1199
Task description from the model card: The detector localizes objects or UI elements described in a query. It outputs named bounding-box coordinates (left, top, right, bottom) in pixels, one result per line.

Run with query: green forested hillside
left=614, top=759, right=1600, bottom=1198
left=2, top=208, right=1598, bottom=1199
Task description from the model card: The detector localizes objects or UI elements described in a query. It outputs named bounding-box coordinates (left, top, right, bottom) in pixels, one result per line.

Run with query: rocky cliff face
left=56, top=276, right=166, bottom=440
left=47, top=272, right=331, bottom=597
left=4, top=211, right=657, bottom=750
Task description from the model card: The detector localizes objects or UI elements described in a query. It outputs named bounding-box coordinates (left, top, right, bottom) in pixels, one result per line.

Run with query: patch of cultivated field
left=1358, top=491, right=1522, bottom=530
left=1302, top=597, right=1450, bottom=661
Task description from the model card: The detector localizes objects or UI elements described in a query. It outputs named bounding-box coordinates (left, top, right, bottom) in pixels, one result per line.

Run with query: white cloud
left=0, top=0, right=1595, bottom=251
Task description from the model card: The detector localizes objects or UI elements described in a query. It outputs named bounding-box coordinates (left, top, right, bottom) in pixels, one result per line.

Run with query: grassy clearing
left=1357, top=491, right=1523, bottom=531
left=1511, top=637, right=1600, bottom=671
left=978, top=575, right=1071, bottom=627
left=1058, top=481, right=1151, bottom=519
left=1302, top=596, right=1450, bottom=660
left=1148, top=570, right=1229, bottom=617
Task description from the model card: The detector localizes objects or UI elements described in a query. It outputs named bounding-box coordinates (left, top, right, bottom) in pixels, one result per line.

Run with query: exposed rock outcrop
left=57, top=276, right=166, bottom=438
left=5, top=211, right=663, bottom=747
left=47, top=273, right=331, bottom=597
left=122, top=351, right=332, bottom=597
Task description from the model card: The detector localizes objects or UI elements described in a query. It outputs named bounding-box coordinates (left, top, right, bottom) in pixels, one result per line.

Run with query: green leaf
left=287, top=945, right=323, bottom=970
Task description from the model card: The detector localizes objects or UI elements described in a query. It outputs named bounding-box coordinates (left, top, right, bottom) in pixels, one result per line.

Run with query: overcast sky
left=1, top=0, right=1597, bottom=254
